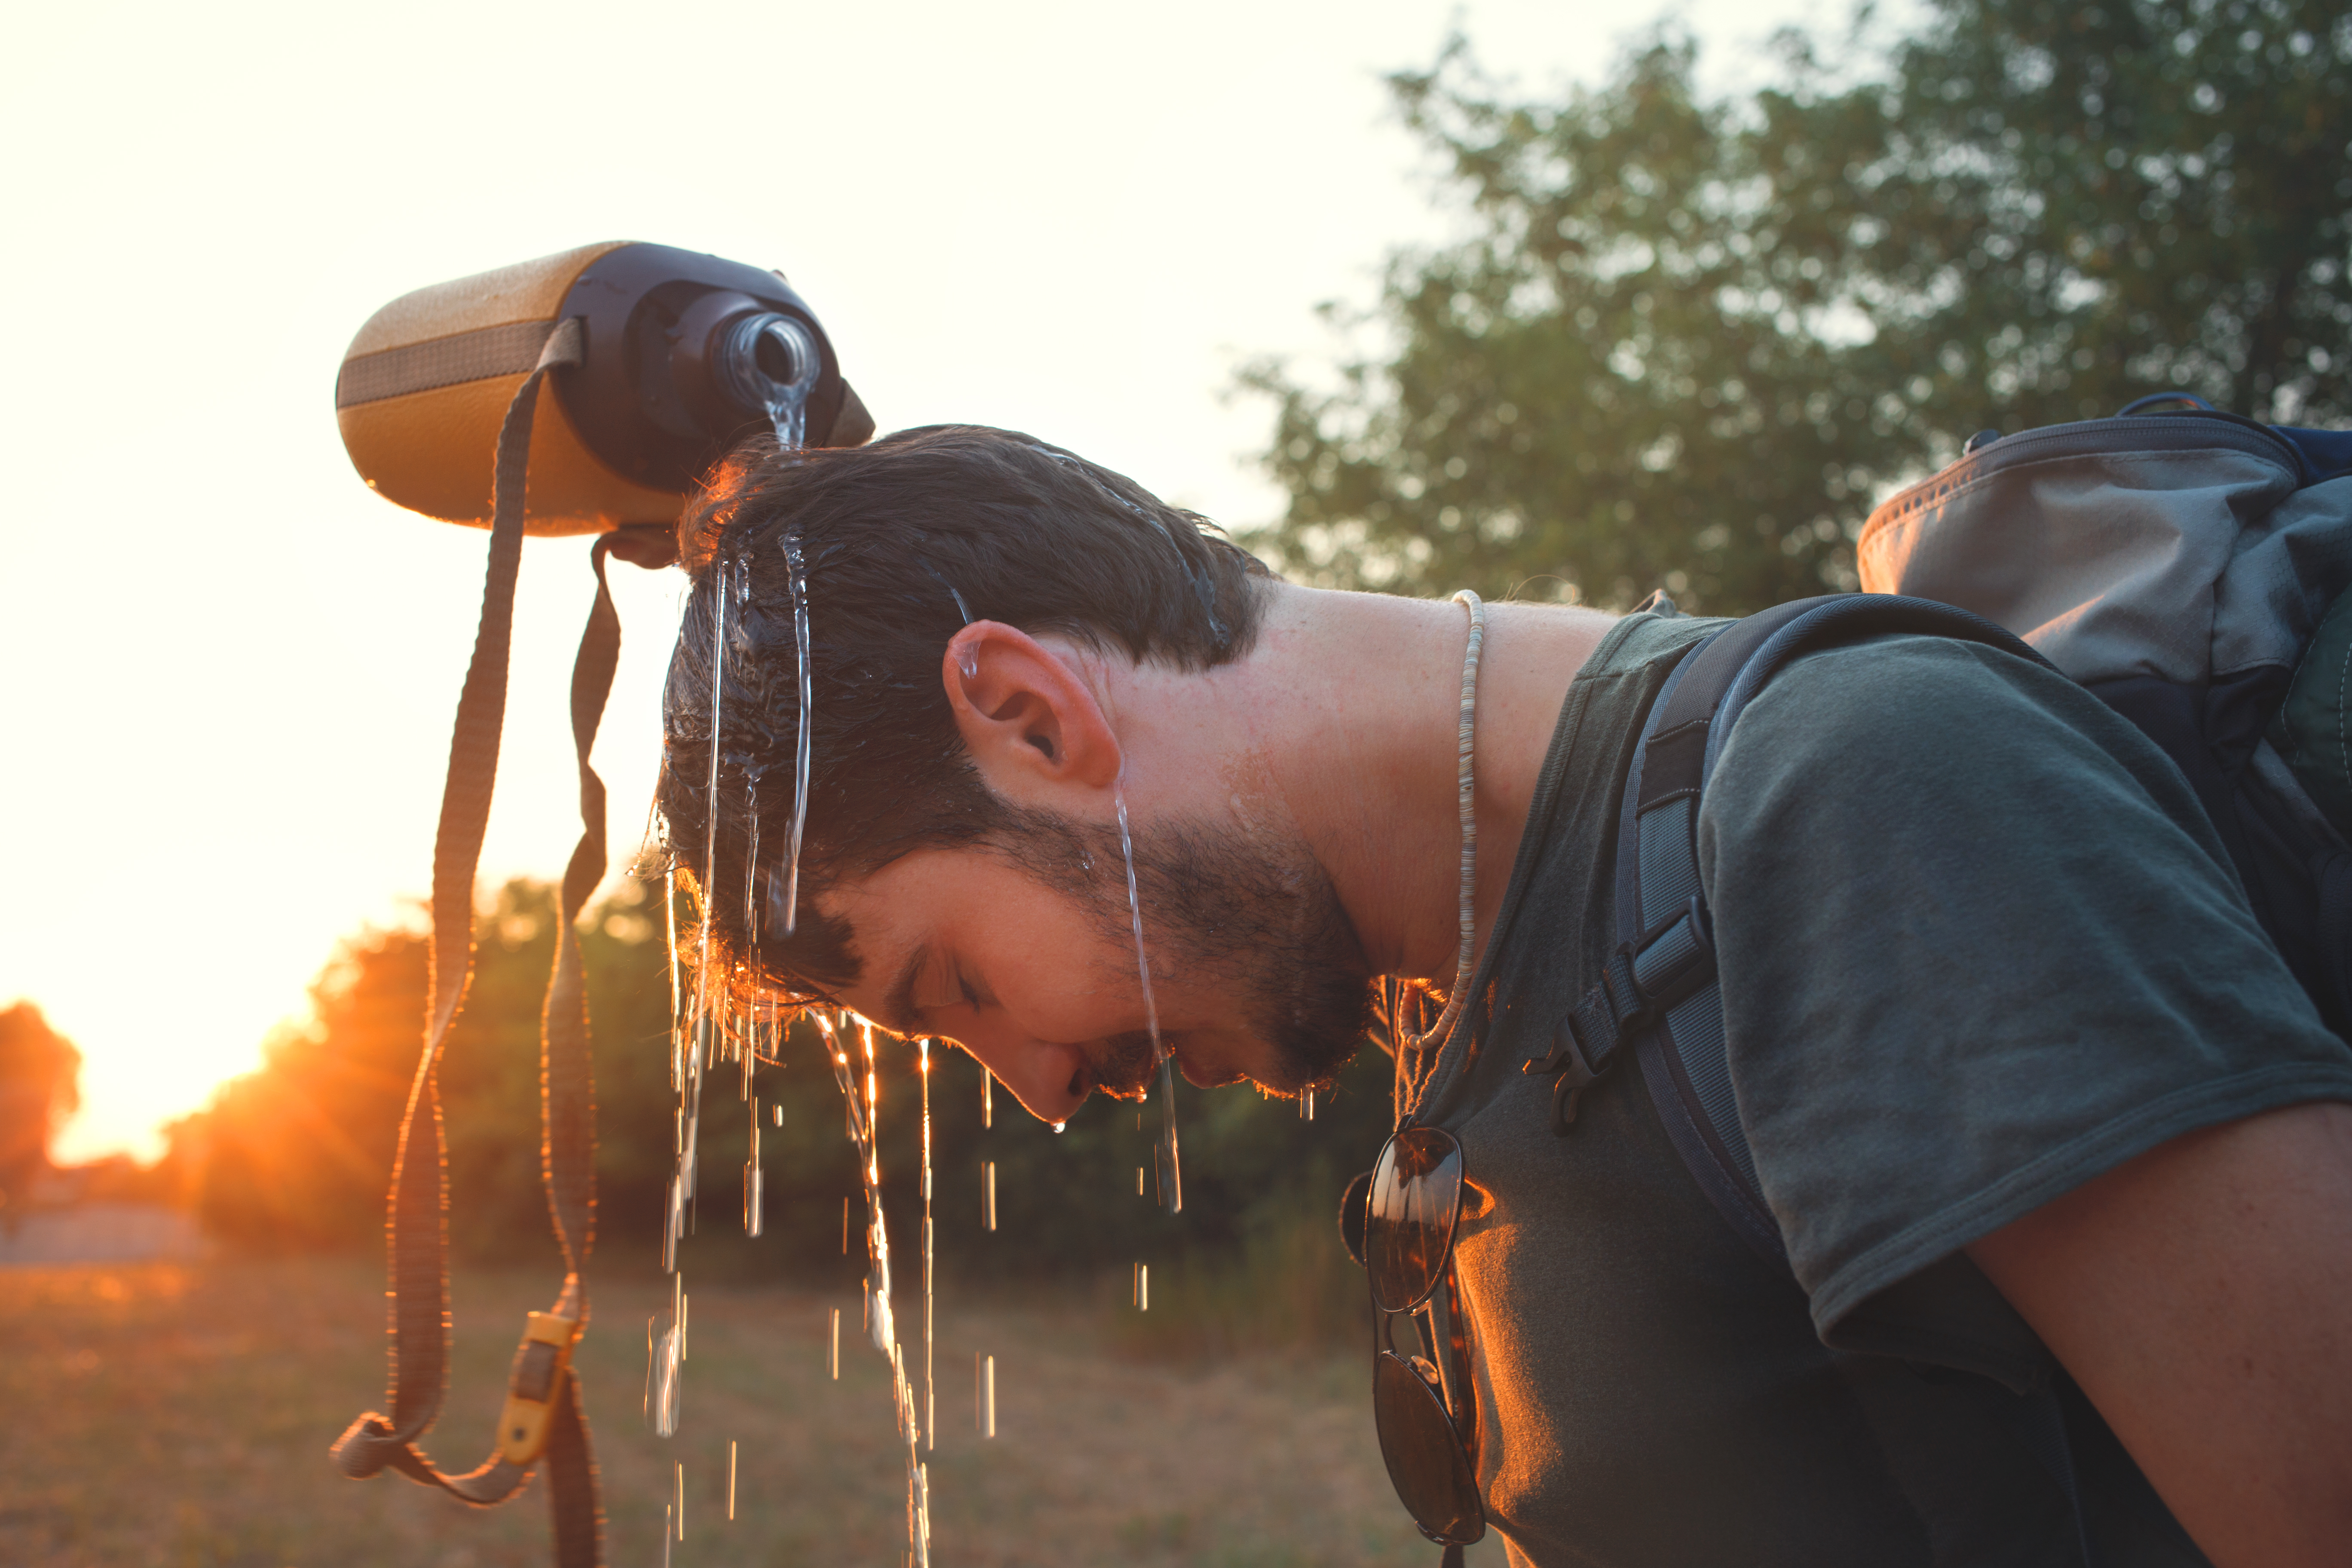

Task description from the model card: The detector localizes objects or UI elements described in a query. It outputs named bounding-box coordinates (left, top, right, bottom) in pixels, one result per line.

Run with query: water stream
left=659, top=376, right=966, bottom=1561
left=1114, top=784, right=1182, bottom=1214
left=919, top=1038, right=936, bottom=1452
left=779, top=533, right=813, bottom=935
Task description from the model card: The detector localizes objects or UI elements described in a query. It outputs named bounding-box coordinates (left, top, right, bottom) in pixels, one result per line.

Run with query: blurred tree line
left=0, top=1002, right=81, bottom=1224
left=1243, top=0, right=2351, bottom=613
left=177, top=878, right=1392, bottom=1337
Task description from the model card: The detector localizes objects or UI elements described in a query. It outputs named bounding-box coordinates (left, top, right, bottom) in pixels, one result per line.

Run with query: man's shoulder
left=1741, top=629, right=2116, bottom=755
left=1702, top=627, right=2215, bottom=856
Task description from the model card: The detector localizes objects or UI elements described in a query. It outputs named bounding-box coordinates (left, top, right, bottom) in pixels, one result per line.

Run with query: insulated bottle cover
left=336, top=240, right=874, bottom=534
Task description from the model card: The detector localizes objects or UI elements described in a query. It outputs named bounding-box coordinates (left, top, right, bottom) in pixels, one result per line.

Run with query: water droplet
left=646, top=1317, right=681, bottom=1436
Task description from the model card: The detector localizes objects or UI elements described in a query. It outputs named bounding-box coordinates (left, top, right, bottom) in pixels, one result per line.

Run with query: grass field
left=0, top=1256, right=1498, bottom=1567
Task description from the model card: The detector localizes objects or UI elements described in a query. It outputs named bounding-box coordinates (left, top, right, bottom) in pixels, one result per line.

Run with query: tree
left=194, top=920, right=429, bottom=1250
left=1242, top=0, right=2351, bottom=614
left=191, top=877, right=679, bottom=1257
left=0, top=1002, right=81, bottom=1222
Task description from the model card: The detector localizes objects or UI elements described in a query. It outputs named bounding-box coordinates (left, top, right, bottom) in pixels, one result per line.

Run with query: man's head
left=658, top=425, right=1375, bottom=1119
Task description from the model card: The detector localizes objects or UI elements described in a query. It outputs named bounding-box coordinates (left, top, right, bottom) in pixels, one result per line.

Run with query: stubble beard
left=996, top=805, right=1374, bottom=1100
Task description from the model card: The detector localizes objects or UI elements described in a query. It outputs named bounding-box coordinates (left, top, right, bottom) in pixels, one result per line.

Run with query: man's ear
left=943, top=623, right=1122, bottom=798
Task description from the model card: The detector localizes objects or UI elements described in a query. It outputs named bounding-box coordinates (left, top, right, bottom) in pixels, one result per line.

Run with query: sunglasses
left=1361, top=1125, right=1485, bottom=1550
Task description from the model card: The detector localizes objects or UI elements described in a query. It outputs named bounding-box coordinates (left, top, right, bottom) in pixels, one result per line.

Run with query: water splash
left=665, top=558, right=729, bottom=1272
left=646, top=1274, right=683, bottom=1436
left=1114, top=784, right=1182, bottom=1214
left=826, top=1012, right=927, bottom=1567
left=818, top=1019, right=929, bottom=1558
left=739, top=995, right=756, bottom=1103
left=665, top=868, right=681, bottom=1029
left=780, top=534, right=814, bottom=935
left=919, top=1038, right=935, bottom=1452
left=822, top=1013, right=894, bottom=1352
left=742, top=781, right=761, bottom=945
left=744, top=1092, right=763, bottom=1237
left=768, top=381, right=808, bottom=453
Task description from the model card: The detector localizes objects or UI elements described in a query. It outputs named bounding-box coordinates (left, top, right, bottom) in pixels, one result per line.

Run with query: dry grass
left=0, top=1257, right=1500, bottom=1566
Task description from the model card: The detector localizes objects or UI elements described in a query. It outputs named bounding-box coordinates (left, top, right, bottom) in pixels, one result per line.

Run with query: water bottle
left=335, top=240, right=871, bottom=535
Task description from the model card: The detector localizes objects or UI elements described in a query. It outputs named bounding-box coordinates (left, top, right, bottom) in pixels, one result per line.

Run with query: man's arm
left=1967, top=1100, right=2352, bottom=1568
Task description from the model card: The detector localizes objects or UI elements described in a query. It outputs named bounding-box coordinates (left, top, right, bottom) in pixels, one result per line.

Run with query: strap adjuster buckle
left=1524, top=1016, right=1610, bottom=1133
left=496, top=1311, right=581, bottom=1466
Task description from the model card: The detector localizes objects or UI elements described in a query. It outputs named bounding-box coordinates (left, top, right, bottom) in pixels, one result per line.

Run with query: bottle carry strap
left=329, top=316, right=618, bottom=1567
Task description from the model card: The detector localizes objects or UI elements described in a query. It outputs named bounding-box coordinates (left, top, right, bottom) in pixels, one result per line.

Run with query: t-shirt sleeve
left=1697, top=634, right=2352, bottom=1343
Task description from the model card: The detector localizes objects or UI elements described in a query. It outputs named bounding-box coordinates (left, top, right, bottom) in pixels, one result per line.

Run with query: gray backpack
left=1863, top=398, right=2352, bottom=1025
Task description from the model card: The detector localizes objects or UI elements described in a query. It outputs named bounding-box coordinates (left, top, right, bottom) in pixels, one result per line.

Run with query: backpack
left=1525, top=398, right=2352, bottom=1566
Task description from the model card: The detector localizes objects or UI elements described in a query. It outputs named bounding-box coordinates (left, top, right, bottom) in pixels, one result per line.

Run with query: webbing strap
left=331, top=318, right=612, bottom=1567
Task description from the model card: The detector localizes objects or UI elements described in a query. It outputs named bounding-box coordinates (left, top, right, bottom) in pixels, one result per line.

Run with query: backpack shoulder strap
left=1530, top=594, right=2051, bottom=1265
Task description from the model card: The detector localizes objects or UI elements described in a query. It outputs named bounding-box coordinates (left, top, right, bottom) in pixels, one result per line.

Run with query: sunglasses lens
left=1373, top=1351, right=1485, bottom=1544
left=1366, top=1128, right=1463, bottom=1312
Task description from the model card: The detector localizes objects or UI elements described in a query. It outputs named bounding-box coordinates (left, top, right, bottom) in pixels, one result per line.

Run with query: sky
left=0, top=0, right=1859, bottom=1162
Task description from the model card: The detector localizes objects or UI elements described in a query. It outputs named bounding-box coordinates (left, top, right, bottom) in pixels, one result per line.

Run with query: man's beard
left=994, top=804, right=1373, bottom=1099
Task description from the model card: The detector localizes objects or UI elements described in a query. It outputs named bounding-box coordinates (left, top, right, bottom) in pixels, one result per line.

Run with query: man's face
left=821, top=809, right=1373, bottom=1124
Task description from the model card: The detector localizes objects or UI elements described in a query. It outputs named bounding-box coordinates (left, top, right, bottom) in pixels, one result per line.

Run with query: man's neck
left=1122, top=582, right=1619, bottom=984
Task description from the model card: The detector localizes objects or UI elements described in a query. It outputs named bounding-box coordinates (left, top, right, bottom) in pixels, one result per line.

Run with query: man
left=660, top=423, right=2352, bottom=1566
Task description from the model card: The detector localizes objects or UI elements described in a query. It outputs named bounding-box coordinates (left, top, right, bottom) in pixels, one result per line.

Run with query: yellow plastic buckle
left=497, top=1310, right=582, bottom=1466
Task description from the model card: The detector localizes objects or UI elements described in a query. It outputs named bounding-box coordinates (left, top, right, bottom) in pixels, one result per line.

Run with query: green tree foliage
left=0, top=1002, right=81, bottom=1221
left=1243, top=0, right=2352, bottom=614
left=187, top=878, right=1395, bottom=1300
left=192, top=880, right=670, bottom=1255
left=193, top=916, right=429, bottom=1249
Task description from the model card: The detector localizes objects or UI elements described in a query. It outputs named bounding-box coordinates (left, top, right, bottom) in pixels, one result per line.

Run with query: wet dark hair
left=658, top=424, right=1272, bottom=1007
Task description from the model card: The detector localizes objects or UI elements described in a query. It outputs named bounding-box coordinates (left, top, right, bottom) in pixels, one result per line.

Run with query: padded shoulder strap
left=1536, top=594, right=2050, bottom=1265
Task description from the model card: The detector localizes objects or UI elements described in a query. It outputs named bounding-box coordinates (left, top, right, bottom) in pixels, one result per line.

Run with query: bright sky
left=2, top=0, right=1855, bottom=1162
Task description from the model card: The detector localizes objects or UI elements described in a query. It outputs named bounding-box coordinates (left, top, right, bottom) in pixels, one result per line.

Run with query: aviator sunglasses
left=1356, top=1124, right=1485, bottom=1554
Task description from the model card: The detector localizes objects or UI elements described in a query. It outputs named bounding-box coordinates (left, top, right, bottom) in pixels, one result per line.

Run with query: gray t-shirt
left=1407, top=607, right=2352, bottom=1567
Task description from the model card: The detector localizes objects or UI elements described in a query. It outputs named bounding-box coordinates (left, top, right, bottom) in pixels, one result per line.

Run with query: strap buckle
left=1613, top=895, right=1717, bottom=1032
left=1524, top=1017, right=1609, bottom=1133
left=1532, top=896, right=1717, bottom=1136
left=496, top=1311, right=581, bottom=1466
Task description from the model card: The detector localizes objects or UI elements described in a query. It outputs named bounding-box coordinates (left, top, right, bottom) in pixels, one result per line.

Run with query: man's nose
left=959, top=1029, right=1090, bottom=1125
